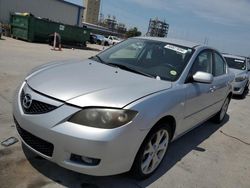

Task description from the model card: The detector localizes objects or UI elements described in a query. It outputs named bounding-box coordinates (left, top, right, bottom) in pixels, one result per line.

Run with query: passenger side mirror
left=192, top=71, right=213, bottom=84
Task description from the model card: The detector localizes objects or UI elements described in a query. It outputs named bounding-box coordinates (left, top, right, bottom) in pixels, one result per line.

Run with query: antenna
left=100, top=0, right=103, bottom=18
left=204, top=37, right=209, bottom=45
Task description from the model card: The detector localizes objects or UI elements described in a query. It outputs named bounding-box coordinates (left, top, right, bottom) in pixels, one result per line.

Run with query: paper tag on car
left=164, top=44, right=188, bottom=54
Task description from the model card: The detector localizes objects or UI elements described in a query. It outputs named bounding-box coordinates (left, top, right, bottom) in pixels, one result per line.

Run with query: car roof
left=222, top=53, right=246, bottom=60
left=135, top=37, right=201, bottom=48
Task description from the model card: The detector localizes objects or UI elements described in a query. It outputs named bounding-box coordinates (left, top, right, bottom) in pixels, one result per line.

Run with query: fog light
left=81, top=156, right=95, bottom=164
left=70, top=154, right=100, bottom=166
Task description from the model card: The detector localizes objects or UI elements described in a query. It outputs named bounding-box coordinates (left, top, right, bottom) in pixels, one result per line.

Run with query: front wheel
left=131, top=124, right=171, bottom=179
left=240, top=82, right=249, bottom=98
left=213, top=97, right=230, bottom=124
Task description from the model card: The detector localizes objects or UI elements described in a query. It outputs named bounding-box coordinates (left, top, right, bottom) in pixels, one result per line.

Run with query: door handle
left=209, top=88, right=215, bottom=93
left=209, top=86, right=217, bottom=93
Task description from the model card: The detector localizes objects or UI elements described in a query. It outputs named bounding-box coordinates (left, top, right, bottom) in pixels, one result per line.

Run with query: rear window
left=224, top=57, right=246, bottom=70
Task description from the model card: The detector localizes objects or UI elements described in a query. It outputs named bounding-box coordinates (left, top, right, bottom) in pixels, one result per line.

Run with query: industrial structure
left=103, top=15, right=117, bottom=31
left=83, top=13, right=127, bottom=37
left=146, top=18, right=169, bottom=37
left=98, top=15, right=126, bottom=35
left=83, top=0, right=101, bottom=25
left=0, top=0, right=84, bottom=26
left=82, top=0, right=126, bottom=37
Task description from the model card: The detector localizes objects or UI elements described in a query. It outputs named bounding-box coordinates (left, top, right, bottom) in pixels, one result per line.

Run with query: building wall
left=0, top=0, right=84, bottom=26
left=84, top=0, right=100, bottom=25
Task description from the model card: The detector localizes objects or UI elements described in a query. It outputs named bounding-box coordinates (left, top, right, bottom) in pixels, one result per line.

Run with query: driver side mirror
left=193, top=71, right=213, bottom=84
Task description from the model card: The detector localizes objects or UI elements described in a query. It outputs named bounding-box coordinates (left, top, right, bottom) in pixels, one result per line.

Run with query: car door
left=182, top=50, right=217, bottom=132
left=210, top=51, right=229, bottom=113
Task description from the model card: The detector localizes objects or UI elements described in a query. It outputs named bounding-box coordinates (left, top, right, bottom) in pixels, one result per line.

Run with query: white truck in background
left=103, top=35, right=121, bottom=46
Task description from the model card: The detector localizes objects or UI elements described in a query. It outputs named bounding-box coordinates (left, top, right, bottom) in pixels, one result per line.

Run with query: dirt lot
left=0, top=37, right=250, bottom=188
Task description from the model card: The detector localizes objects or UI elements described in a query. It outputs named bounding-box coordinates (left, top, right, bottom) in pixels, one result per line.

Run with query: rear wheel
left=213, top=97, right=230, bottom=123
left=131, top=124, right=171, bottom=179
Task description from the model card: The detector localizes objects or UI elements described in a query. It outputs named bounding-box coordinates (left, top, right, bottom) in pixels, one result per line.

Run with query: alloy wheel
left=220, top=98, right=229, bottom=121
left=141, top=129, right=169, bottom=174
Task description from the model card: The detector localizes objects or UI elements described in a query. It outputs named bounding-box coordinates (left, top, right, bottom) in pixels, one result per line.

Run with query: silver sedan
left=13, top=37, right=234, bottom=179
left=223, top=54, right=249, bottom=97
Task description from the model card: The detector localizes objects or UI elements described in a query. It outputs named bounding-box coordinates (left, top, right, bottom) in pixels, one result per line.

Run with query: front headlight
left=235, top=76, right=246, bottom=82
left=68, top=108, right=138, bottom=129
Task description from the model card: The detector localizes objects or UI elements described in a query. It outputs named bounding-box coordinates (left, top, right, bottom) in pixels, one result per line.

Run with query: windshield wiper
left=107, top=63, right=155, bottom=78
left=89, top=55, right=106, bottom=64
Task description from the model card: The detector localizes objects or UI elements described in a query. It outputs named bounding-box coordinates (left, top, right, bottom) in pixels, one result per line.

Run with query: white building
left=0, top=0, right=84, bottom=26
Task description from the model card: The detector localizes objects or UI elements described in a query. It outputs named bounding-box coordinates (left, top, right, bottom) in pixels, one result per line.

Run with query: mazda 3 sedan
left=222, top=54, right=249, bottom=97
left=13, top=37, right=234, bottom=179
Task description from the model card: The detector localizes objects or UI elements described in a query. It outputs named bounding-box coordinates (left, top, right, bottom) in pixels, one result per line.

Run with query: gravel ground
left=0, top=37, right=250, bottom=188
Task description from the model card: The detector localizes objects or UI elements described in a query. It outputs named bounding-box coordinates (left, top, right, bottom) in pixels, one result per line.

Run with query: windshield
left=96, top=35, right=105, bottom=40
left=96, top=38, right=194, bottom=81
left=112, top=36, right=119, bottom=40
left=224, top=57, right=246, bottom=70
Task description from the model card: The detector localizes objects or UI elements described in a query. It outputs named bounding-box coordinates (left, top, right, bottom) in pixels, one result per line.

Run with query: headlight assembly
left=235, top=76, right=246, bottom=82
left=68, top=108, right=138, bottom=129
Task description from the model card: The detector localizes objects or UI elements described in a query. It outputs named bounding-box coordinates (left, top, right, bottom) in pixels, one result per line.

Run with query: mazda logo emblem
left=22, top=94, right=32, bottom=109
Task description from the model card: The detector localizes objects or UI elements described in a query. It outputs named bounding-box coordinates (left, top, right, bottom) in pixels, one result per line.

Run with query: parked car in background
left=223, top=54, right=249, bottom=97
left=105, top=35, right=122, bottom=45
left=89, top=34, right=97, bottom=44
left=95, top=34, right=106, bottom=45
left=14, top=37, right=234, bottom=179
left=247, top=57, right=250, bottom=79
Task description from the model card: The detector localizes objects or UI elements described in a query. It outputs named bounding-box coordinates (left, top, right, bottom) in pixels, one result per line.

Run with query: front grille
left=15, top=119, right=54, bottom=157
left=21, top=90, right=57, bottom=114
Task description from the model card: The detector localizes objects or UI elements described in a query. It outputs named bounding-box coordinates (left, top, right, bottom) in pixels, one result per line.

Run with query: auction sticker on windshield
left=170, top=70, right=177, bottom=76
left=165, top=44, right=188, bottom=54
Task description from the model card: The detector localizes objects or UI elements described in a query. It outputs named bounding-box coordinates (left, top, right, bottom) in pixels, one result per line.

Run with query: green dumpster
left=10, top=13, right=90, bottom=46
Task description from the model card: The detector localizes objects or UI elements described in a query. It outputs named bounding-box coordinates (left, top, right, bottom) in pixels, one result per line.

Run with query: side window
left=190, top=51, right=212, bottom=75
left=213, top=53, right=226, bottom=76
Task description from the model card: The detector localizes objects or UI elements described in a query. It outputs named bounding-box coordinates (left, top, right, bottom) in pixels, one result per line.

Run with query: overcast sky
left=68, top=0, right=250, bottom=57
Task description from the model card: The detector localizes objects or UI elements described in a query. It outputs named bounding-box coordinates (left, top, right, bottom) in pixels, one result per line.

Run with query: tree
left=126, top=27, right=141, bottom=38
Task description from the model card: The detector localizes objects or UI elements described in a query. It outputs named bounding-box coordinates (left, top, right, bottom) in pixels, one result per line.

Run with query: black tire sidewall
left=213, top=96, right=230, bottom=123
left=131, top=124, right=171, bottom=179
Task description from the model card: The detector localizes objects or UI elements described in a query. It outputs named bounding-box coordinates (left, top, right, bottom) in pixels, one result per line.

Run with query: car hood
left=26, top=59, right=172, bottom=108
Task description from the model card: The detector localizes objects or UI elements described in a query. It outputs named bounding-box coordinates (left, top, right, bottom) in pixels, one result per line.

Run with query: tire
left=97, top=40, right=101, bottom=45
left=240, top=82, right=249, bottom=99
left=104, top=41, right=109, bottom=46
left=131, top=123, right=172, bottom=179
left=213, top=97, right=230, bottom=124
